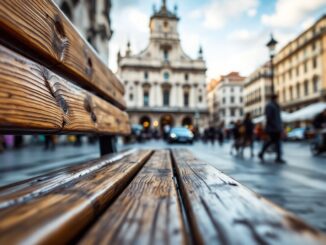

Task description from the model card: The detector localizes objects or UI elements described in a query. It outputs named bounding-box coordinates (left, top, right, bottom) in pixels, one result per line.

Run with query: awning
left=253, top=111, right=291, bottom=124
left=286, top=102, right=326, bottom=122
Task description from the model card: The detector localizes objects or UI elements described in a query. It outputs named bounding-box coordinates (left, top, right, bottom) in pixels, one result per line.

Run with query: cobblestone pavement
left=0, top=139, right=325, bottom=231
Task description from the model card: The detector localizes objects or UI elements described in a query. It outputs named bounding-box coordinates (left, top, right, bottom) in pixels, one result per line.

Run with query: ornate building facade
left=274, top=14, right=326, bottom=112
left=118, top=1, right=208, bottom=134
left=54, top=0, right=113, bottom=64
left=207, top=72, right=245, bottom=127
left=244, top=62, right=272, bottom=118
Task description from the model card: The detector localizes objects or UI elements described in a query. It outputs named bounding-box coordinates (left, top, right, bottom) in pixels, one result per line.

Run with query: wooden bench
left=0, top=1, right=326, bottom=244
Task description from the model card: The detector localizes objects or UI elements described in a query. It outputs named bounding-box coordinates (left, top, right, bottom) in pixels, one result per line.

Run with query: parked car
left=168, top=127, right=194, bottom=144
left=287, top=128, right=305, bottom=141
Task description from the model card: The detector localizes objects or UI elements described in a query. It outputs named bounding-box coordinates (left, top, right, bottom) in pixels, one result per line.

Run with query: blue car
left=168, top=127, right=194, bottom=144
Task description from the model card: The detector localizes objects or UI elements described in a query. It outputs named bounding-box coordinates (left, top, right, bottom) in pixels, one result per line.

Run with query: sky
left=109, top=0, right=326, bottom=81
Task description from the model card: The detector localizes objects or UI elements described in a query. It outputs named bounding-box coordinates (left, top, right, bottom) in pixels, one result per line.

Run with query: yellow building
left=274, top=14, right=326, bottom=112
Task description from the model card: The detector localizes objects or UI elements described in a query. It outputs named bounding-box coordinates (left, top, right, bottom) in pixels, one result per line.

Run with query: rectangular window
left=283, top=90, right=286, bottom=102
left=296, top=84, right=300, bottom=98
left=163, top=90, right=170, bottom=106
left=143, top=91, right=149, bottom=106
left=163, top=50, right=169, bottom=61
left=185, top=73, right=189, bottom=81
left=184, top=93, right=189, bottom=107
left=144, top=72, right=148, bottom=80
left=313, top=57, right=317, bottom=69
left=230, top=96, right=234, bottom=103
left=304, top=61, right=308, bottom=73
left=304, top=81, right=309, bottom=96
left=313, top=76, right=319, bottom=93
left=222, top=97, right=226, bottom=104
left=129, top=93, right=133, bottom=101
left=230, top=108, right=235, bottom=117
left=198, top=95, right=202, bottom=103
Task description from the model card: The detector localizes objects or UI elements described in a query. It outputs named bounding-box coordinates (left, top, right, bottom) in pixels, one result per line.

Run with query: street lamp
left=266, top=34, right=278, bottom=95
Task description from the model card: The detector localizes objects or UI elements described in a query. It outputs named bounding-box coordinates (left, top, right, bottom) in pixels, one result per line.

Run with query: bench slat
left=0, top=45, right=130, bottom=135
left=172, top=149, right=326, bottom=245
left=0, top=150, right=152, bottom=245
left=79, top=150, right=186, bottom=245
left=0, top=0, right=125, bottom=109
left=0, top=150, right=134, bottom=209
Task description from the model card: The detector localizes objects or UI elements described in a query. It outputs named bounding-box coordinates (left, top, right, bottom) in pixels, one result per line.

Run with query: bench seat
left=0, top=149, right=325, bottom=245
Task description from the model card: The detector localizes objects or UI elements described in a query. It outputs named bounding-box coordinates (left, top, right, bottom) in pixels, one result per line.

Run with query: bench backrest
left=0, top=0, right=130, bottom=136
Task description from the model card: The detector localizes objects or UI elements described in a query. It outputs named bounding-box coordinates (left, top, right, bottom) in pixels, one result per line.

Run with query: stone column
left=175, top=83, right=180, bottom=107
left=152, top=82, right=157, bottom=107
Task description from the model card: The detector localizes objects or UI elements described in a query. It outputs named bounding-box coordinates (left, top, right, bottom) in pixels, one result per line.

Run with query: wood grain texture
left=0, top=150, right=152, bottom=245
left=0, top=150, right=135, bottom=209
left=0, top=45, right=130, bottom=135
left=0, top=0, right=125, bottom=109
left=79, top=150, right=186, bottom=245
left=171, top=149, right=326, bottom=245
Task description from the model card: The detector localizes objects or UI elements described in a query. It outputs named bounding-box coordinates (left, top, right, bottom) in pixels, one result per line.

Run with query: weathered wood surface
left=0, top=45, right=130, bottom=135
left=0, top=150, right=152, bottom=245
left=0, top=150, right=134, bottom=209
left=0, top=0, right=125, bottom=109
left=79, top=150, right=186, bottom=245
left=171, top=149, right=326, bottom=245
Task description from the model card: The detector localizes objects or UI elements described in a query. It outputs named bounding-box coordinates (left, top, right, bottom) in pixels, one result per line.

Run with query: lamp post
left=266, top=34, right=278, bottom=95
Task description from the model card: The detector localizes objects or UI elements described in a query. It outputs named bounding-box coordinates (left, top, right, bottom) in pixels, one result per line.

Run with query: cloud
left=261, top=0, right=326, bottom=28
left=109, top=6, right=149, bottom=71
left=228, top=29, right=252, bottom=41
left=189, top=0, right=259, bottom=30
left=247, top=8, right=257, bottom=17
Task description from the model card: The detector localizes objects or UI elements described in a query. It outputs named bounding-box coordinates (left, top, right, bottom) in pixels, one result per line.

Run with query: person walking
left=242, top=113, right=255, bottom=157
left=208, top=126, right=216, bottom=145
left=258, top=94, right=286, bottom=163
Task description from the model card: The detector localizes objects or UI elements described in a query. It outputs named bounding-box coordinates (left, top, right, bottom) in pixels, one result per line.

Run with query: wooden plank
left=171, top=149, right=326, bottom=245
left=0, top=45, right=130, bottom=135
left=0, top=150, right=153, bottom=245
left=79, top=150, right=186, bottom=245
left=0, top=150, right=134, bottom=209
left=0, top=0, right=125, bottom=109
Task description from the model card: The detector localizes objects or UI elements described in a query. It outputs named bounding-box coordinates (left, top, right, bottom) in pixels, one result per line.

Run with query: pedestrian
left=242, top=113, right=255, bottom=157
left=258, top=94, right=286, bottom=164
left=230, top=120, right=243, bottom=155
left=0, top=135, right=4, bottom=153
left=44, top=135, right=56, bottom=151
left=312, top=109, right=326, bottom=146
left=208, top=126, right=215, bottom=145
left=217, top=127, right=224, bottom=146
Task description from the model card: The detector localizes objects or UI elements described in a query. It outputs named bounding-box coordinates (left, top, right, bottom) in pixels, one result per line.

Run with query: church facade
left=118, top=0, right=208, bottom=135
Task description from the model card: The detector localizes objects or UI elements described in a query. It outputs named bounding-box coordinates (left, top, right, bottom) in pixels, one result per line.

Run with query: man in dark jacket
left=258, top=94, right=286, bottom=163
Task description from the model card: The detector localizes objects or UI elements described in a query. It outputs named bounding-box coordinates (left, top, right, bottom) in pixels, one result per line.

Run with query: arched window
left=129, top=93, right=133, bottom=101
left=144, top=71, right=148, bottom=80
